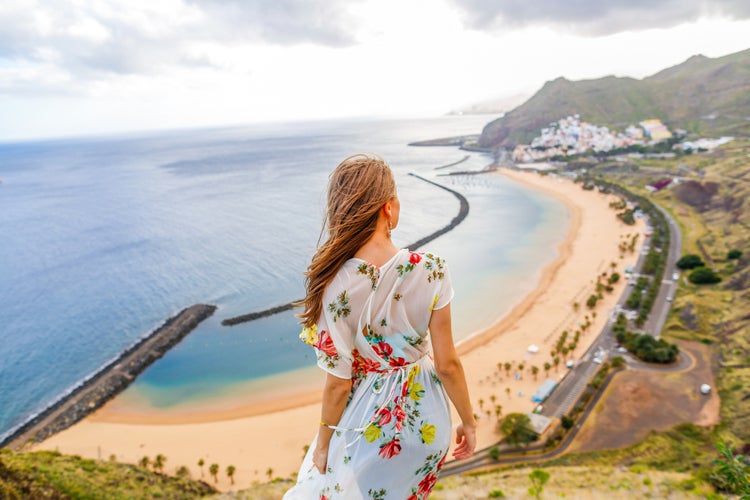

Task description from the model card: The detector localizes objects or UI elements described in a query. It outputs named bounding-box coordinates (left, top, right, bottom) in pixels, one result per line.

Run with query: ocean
left=0, top=115, right=568, bottom=438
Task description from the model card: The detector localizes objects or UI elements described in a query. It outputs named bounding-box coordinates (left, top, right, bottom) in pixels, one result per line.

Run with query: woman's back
left=288, top=249, right=455, bottom=499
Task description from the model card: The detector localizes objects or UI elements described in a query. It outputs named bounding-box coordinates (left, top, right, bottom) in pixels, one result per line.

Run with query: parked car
left=672, top=272, right=679, bottom=280
left=592, top=356, right=603, bottom=364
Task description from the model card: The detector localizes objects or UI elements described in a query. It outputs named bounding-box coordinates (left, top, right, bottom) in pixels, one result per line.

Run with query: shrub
left=676, top=254, right=705, bottom=270
left=586, top=294, right=598, bottom=309
left=488, top=446, right=501, bottom=460
left=727, top=249, right=742, bottom=260
left=561, top=416, right=575, bottom=429
left=689, top=267, right=721, bottom=285
left=489, top=489, right=506, bottom=498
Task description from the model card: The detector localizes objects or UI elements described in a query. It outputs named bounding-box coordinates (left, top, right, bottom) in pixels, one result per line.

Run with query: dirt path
left=567, top=340, right=719, bottom=453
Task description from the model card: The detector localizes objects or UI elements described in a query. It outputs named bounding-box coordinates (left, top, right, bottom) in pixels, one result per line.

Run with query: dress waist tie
left=325, top=356, right=426, bottom=449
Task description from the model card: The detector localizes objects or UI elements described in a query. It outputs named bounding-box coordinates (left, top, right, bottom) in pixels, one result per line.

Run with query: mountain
left=478, top=48, right=750, bottom=149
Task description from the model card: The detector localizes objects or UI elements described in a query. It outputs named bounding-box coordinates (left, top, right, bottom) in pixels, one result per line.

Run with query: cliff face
left=479, top=48, right=750, bottom=149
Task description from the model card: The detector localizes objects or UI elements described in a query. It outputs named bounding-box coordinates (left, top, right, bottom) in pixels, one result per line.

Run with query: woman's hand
left=452, top=423, right=476, bottom=460
left=312, top=445, right=328, bottom=474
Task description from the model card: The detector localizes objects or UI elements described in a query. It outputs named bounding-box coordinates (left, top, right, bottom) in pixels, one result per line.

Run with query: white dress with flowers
left=284, top=249, right=454, bottom=500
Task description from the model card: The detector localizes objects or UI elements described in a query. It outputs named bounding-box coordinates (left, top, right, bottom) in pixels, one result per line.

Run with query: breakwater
left=221, top=174, right=469, bottom=327
left=435, top=155, right=470, bottom=170
left=1, top=304, right=217, bottom=450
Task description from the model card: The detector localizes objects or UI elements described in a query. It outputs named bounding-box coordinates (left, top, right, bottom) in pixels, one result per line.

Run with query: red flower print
left=418, top=472, right=438, bottom=495
left=376, top=407, right=392, bottom=426
left=437, top=454, right=447, bottom=470
left=378, top=438, right=401, bottom=459
left=401, top=380, right=409, bottom=397
left=392, top=405, right=406, bottom=431
left=314, top=330, right=337, bottom=358
left=409, top=252, right=422, bottom=265
left=406, top=495, right=418, bottom=500
left=320, top=496, right=328, bottom=500
left=352, top=349, right=382, bottom=374
left=388, top=356, right=407, bottom=367
left=373, top=341, right=392, bottom=358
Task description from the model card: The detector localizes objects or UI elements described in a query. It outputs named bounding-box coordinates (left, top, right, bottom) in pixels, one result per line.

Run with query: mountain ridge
left=478, top=48, right=750, bottom=148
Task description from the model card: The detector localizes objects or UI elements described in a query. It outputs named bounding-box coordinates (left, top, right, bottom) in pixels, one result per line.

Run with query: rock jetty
left=1, top=304, right=217, bottom=450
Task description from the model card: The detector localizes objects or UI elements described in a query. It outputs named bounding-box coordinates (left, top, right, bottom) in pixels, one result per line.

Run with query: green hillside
left=479, top=48, right=750, bottom=148
left=0, top=449, right=215, bottom=499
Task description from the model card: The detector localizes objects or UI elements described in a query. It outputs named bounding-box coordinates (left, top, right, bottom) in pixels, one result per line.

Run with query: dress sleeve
left=420, top=252, right=453, bottom=312
left=299, top=304, right=354, bottom=380
left=431, top=261, right=454, bottom=311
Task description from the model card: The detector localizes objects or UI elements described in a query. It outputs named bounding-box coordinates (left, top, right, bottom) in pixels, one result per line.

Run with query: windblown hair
left=298, top=153, right=396, bottom=328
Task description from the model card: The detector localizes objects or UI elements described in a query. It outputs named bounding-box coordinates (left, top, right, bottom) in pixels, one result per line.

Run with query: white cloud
left=0, top=0, right=749, bottom=140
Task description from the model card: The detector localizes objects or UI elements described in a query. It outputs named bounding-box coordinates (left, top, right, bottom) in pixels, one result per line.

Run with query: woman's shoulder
left=395, top=249, right=449, bottom=282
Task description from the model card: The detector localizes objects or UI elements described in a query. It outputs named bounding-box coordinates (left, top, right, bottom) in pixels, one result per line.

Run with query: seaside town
left=512, top=114, right=733, bottom=163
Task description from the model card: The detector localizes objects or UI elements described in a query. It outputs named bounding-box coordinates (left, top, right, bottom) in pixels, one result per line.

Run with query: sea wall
left=1, top=304, right=217, bottom=450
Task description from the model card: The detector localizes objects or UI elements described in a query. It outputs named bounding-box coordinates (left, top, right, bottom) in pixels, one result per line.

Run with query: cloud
left=448, top=0, right=750, bottom=35
left=0, top=0, right=357, bottom=90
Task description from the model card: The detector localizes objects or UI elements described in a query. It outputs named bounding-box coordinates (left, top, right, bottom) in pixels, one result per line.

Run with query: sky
left=1, top=0, right=750, bottom=140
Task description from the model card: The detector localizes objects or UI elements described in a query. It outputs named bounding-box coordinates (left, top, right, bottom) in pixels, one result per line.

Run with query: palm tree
left=494, top=404, right=503, bottom=420
left=198, top=458, right=205, bottom=478
left=139, top=456, right=150, bottom=470
left=531, top=365, right=539, bottom=381
left=554, top=356, right=560, bottom=372
left=489, top=394, right=497, bottom=405
left=518, top=363, right=525, bottom=376
left=478, top=398, right=484, bottom=411
left=544, top=362, right=551, bottom=377
left=154, top=454, right=166, bottom=473
left=209, top=463, right=219, bottom=483
left=226, top=465, right=236, bottom=485
left=504, top=362, right=511, bottom=377
left=266, top=467, right=274, bottom=481
left=505, top=387, right=511, bottom=399
left=176, top=466, right=191, bottom=478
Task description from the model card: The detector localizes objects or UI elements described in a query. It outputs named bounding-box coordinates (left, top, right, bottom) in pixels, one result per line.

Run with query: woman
left=285, top=154, right=476, bottom=499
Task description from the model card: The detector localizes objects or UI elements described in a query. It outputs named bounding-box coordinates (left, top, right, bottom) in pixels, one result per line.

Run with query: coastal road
left=641, top=205, right=683, bottom=338
left=540, top=219, right=651, bottom=419
left=541, top=199, right=683, bottom=419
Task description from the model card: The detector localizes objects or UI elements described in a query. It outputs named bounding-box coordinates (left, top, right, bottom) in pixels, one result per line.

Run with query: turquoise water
left=0, top=115, right=567, bottom=434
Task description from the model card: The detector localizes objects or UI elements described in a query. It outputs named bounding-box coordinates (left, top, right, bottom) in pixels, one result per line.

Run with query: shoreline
left=2, top=304, right=217, bottom=449
left=34, top=169, right=645, bottom=491
left=90, top=168, right=578, bottom=426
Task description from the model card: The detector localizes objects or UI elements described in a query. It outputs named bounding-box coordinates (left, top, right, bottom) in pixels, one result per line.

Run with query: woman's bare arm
left=429, top=303, right=476, bottom=459
left=313, top=373, right=351, bottom=473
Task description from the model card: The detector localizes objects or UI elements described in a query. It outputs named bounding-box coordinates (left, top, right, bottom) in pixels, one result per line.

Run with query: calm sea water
left=0, top=116, right=567, bottom=438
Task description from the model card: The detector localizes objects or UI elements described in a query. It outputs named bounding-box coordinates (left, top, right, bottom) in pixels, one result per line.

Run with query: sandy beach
left=35, top=169, right=645, bottom=492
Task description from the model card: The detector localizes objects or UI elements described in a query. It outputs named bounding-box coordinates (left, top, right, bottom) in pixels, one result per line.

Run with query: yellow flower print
left=430, top=293, right=439, bottom=311
left=406, top=365, right=420, bottom=389
left=420, top=423, right=436, bottom=444
left=409, top=381, right=425, bottom=401
left=299, top=324, right=318, bottom=346
left=363, top=423, right=382, bottom=443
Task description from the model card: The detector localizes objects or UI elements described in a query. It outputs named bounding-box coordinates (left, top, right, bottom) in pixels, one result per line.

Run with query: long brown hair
left=297, top=153, right=396, bottom=328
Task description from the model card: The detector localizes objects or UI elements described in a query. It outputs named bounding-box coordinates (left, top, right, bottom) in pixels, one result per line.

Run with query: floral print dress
left=284, top=249, right=454, bottom=500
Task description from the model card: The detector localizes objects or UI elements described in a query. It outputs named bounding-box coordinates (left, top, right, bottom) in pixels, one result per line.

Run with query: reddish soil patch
left=568, top=340, right=719, bottom=453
